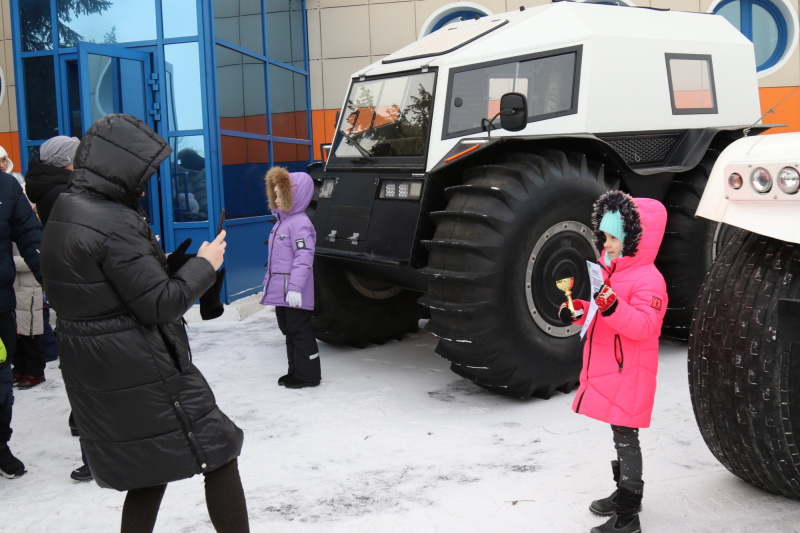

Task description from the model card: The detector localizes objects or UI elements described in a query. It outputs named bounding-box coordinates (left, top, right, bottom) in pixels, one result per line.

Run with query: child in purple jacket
left=260, top=166, right=320, bottom=389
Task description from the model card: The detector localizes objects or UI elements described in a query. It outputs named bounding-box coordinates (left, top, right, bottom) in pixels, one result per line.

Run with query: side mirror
left=499, top=92, right=528, bottom=132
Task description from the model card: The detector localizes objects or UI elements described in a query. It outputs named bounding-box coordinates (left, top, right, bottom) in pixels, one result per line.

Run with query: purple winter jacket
left=260, top=171, right=315, bottom=310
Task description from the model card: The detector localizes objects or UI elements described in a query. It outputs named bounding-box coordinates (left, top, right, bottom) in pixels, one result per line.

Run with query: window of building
left=216, top=45, right=267, bottom=135
left=171, top=136, right=208, bottom=222
left=269, top=65, right=309, bottom=141
left=56, top=0, right=157, bottom=47
left=665, top=54, right=718, bottom=115
left=214, top=0, right=264, bottom=54
left=220, top=136, right=270, bottom=219
left=22, top=56, right=58, bottom=140
left=162, top=0, right=199, bottom=38
left=165, top=43, right=204, bottom=132
left=711, top=0, right=798, bottom=75
left=267, top=1, right=306, bottom=70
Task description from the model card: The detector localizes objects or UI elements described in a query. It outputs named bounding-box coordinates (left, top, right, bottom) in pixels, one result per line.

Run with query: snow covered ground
left=4, top=307, right=800, bottom=532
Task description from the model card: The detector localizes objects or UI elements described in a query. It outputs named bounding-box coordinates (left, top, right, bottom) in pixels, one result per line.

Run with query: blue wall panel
left=223, top=217, right=275, bottom=298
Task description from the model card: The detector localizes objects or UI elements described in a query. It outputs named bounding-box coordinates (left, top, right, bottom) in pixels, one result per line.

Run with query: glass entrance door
left=74, top=43, right=163, bottom=238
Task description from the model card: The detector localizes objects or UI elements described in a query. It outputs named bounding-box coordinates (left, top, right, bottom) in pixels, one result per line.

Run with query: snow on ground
left=3, top=307, right=800, bottom=532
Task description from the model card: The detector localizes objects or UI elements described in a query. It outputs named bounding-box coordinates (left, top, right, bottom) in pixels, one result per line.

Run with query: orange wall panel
left=221, top=136, right=248, bottom=166
left=311, top=109, right=339, bottom=162
left=220, top=117, right=246, bottom=132
left=759, top=87, right=800, bottom=134
left=243, top=115, right=267, bottom=135
left=0, top=132, right=20, bottom=170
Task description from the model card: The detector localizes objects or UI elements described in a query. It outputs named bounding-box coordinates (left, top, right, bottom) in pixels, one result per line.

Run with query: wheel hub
left=525, top=221, right=597, bottom=338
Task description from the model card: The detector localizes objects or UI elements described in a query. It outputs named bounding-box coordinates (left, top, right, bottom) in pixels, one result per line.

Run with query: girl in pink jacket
left=559, top=190, right=667, bottom=533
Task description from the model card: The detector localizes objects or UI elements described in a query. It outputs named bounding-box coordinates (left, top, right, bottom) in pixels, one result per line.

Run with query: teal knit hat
left=599, top=210, right=625, bottom=248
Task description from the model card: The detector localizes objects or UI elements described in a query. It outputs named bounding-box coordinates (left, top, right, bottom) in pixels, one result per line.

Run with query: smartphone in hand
left=217, top=209, right=226, bottom=236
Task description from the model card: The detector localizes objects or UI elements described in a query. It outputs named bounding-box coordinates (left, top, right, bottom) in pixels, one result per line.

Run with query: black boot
left=590, top=460, right=620, bottom=516
left=590, top=483, right=643, bottom=533
left=70, top=463, right=92, bottom=482
left=0, top=445, right=26, bottom=479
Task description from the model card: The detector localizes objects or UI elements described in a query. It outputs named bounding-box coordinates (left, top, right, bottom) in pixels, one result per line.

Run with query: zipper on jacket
left=575, top=317, right=599, bottom=413
left=614, top=334, right=624, bottom=373
left=28, top=297, right=35, bottom=336
left=264, top=217, right=281, bottom=294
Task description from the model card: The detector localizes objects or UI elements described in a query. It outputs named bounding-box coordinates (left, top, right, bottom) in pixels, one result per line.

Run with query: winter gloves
left=594, top=284, right=618, bottom=316
left=557, top=284, right=618, bottom=323
left=558, top=300, right=584, bottom=324
left=286, top=290, right=302, bottom=308
left=167, top=238, right=226, bottom=320
left=167, top=237, right=195, bottom=274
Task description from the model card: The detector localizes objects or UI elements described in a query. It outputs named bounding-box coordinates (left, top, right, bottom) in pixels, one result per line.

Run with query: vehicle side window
left=519, top=53, right=576, bottom=118
left=445, top=47, right=580, bottom=138
left=665, top=53, right=718, bottom=114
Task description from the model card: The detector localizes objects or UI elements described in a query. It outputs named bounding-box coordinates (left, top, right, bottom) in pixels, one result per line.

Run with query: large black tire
left=689, top=230, right=800, bottom=498
left=420, top=150, right=611, bottom=398
left=655, top=149, right=719, bottom=340
left=311, top=257, right=424, bottom=348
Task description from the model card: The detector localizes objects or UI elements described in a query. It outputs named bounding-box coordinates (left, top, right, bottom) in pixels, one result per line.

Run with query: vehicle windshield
left=333, top=71, right=435, bottom=159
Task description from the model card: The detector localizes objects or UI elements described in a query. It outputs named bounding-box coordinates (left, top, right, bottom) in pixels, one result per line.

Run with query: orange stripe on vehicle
left=445, top=144, right=481, bottom=163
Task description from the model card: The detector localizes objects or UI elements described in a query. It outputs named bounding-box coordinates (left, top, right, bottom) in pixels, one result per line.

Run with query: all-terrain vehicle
left=689, top=132, right=800, bottom=499
left=312, top=1, right=769, bottom=398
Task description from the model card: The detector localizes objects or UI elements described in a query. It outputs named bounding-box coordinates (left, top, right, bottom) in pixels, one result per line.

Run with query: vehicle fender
left=696, top=131, right=800, bottom=245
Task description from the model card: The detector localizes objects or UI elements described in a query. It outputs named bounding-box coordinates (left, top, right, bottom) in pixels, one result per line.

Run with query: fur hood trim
left=591, top=190, right=642, bottom=258
left=266, top=166, right=293, bottom=212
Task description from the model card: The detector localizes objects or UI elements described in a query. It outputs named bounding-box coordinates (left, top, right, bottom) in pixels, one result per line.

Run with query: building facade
left=5, top=0, right=311, bottom=300
left=0, top=0, right=796, bottom=302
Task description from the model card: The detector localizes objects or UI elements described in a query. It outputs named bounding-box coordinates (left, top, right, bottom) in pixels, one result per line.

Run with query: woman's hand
left=197, top=230, right=226, bottom=270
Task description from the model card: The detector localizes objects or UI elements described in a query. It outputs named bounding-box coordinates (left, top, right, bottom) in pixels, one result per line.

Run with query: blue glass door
left=76, top=43, right=163, bottom=239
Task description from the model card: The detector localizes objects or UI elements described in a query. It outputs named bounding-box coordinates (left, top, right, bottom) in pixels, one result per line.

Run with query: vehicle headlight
left=319, top=178, right=337, bottom=198
left=727, top=172, right=743, bottom=190
left=777, top=167, right=800, bottom=194
left=750, top=168, right=772, bottom=194
left=379, top=179, right=424, bottom=200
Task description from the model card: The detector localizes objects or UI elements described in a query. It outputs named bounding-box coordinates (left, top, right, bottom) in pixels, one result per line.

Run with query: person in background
left=11, top=242, right=45, bottom=390
left=260, top=166, right=321, bottom=389
left=0, top=147, right=43, bottom=479
left=23, top=135, right=88, bottom=480
left=24, top=136, right=80, bottom=226
left=0, top=146, right=25, bottom=185
left=25, top=136, right=81, bottom=362
left=558, top=190, right=668, bottom=533
left=40, top=114, right=248, bottom=532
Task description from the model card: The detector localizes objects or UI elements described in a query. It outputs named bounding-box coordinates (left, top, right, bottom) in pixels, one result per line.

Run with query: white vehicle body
left=314, top=1, right=770, bottom=398
left=347, top=2, right=762, bottom=172
left=696, top=132, right=800, bottom=244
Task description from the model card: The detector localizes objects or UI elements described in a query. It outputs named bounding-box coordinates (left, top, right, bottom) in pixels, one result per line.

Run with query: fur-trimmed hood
left=265, top=167, right=313, bottom=217
left=592, top=190, right=666, bottom=269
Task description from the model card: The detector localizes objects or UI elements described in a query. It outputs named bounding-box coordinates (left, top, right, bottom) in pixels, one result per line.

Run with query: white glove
left=286, top=290, right=302, bottom=308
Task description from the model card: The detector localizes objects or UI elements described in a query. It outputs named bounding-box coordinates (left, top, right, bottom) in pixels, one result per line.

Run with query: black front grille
left=604, top=134, right=683, bottom=166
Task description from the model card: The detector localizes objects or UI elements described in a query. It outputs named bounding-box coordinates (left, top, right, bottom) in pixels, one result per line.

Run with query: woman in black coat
left=40, top=114, right=248, bottom=532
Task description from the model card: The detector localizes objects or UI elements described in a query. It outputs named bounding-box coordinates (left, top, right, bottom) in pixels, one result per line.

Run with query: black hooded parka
left=40, top=114, right=243, bottom=491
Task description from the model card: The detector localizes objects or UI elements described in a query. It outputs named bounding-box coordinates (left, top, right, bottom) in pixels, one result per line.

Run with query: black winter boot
left=590, top=484, right=643, bottom=533
left=0, top=445, right=26, bottom=479
left=590, top=460, right=620, bottom=516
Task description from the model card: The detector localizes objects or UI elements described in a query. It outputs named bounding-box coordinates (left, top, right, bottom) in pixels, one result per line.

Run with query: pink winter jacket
left=571, top=196, right=668, bottom=429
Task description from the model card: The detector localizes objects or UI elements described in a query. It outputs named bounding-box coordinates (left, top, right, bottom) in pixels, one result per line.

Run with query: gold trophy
left=556, top=277, right=575, bottom=314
